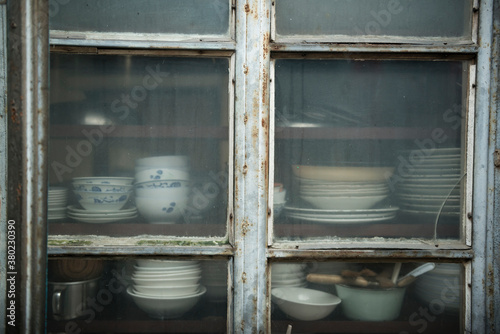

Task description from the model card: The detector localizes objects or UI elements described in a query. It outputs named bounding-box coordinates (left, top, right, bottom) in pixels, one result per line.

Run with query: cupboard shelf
left=275, top=126, right=458, bottom=140
left=50, top=125, right=458, bottom=140
left=50, top=125, right=229, bottom=139
left=48, top=222, right=226, bottom=238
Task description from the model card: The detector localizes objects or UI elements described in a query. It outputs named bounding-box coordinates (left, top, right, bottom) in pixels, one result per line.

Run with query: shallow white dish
left=127, top=286, right=205, bottom=319
left=271, top=287, right=341, bottom=321
left=72, top=177, right=134, bottom=185
left=132, top=275, right=201, bottom=287
left=133, top=284, right=200, bottom=297
left=301, top=194, right=388, bottom=210
left=68, top=214, right=137, bottom=224
left=136, top=259, right=199, bottom=268
left=292, top=166, right=394, bottom=182
left=134, top=264, right=200, bottom=272
left=67, top=205, right=137, bottom=215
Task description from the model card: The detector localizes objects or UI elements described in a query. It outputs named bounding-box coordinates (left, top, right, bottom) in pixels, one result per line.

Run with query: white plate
left=68, top=214, right=138, bottom=223
left=401, top=209, right=459, bottom=216
left=285, top=206, right=398, bottom=214
left=67, top=205, right=137, bottom=214
left=68, top=210, right=138, bottom=218
left=286, top=214, right=396, bottom=224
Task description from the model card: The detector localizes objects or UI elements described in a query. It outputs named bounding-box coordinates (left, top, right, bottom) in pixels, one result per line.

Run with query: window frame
left=2, top=0, right=499, bottom=333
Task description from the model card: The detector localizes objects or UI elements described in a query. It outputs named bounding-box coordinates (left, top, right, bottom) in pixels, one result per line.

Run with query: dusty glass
left=49, top=0, right=231, bottom=38
left=48, top=53, right=230, bottom=237
left=273, top=58, right=468, bottom=241
left=46, top=258, right=228, bottom=332
left=275, top=0, right=472, bottom=42
left=270, top=261, right=464, bottom=332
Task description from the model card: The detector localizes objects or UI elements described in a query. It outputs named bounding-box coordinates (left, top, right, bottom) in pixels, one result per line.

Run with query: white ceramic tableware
left=133, top=284, right=200, bottom=297
left=135, top=195, right=189, bottom=223
left=72, top=177, right=134, bottom=185
left=271, top=287, right=341, bottom=321
left=135, top=168, right=190, bottom=183
left=127, top=286, right=206, bottom=319
left=335, top=285, right=406, bottom=321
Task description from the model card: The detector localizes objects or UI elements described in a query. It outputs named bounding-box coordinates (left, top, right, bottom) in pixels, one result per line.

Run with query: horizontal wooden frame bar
left=50, top=45, right=234, bottom=58
left=271, top=51, right=476, bottom=61
left=268, top=246, right=473, bottom=260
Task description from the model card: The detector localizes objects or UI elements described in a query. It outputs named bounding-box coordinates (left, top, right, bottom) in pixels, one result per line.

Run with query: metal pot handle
left=52, top=289, right=63, bottom=315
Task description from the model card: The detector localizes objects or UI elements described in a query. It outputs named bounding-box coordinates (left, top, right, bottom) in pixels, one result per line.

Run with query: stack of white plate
left=297, top=178, right=391, bottom=211
left=396, top=148, right=462, bottom=216
left=414, top=263, right=461, bottom=314
left=285, top=206, right=398, bottom=224
left=202, top=262, right=227, bottom=302
left=67, top=205, right=138, bottom=224
left=48, top=187, right=68, bottom=221
left=272, top=264, right=307, bottom=288
left=128, top=259, right=205, bottom=319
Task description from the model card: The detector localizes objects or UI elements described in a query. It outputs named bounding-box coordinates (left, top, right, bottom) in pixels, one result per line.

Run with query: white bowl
left=132, top=269, right=202, bottom=279
left=135, top=168, right=190, bottom=183
left=272, top=287, right=341, bottom=321
left=136, top=155, right=190, bottom=168
left=127, top=286, right=205, bottom=319
left=72, top=183, right=133, bottom=193
left=135, top=183, right=190, bottom=198
left=132, top=275, right=201, bottom=287
left=293, top=165, right=394, bottom=182
left=133, top=284, right=200, bottom=297
left=134, top=264, right=200, bottom=273
left=135, top=195, right=189, bottom=223
left=76, top=192, right=131, bottom=212
left=72, top=177, right=134, bottom=185
left=136, top=259, right=199, bottom=268
left=335, top=285, right=406, bottom=321
left=272, top=264, right=306, bottom=275
left=301, top=194, right=388, bottom=210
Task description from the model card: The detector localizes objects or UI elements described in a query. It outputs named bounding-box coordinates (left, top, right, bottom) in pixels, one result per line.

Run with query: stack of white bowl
left=69, top=177, right=136, bottom=223
left=286, top=166, right=398, bottom=224
left=273, top=183, right=287, bottom=219
left=396, top=148, right=461, bottom=216
left=272, top=263, right=307, bottom=288
left=128, top=259, right=206, bottom=319
left=134, top=156, right=191, bottom=224
left=48, top=187, right=68, bottom=221
left=414, top=263, right=461, bottom=313
left=202, top=261, right=227, bottom=302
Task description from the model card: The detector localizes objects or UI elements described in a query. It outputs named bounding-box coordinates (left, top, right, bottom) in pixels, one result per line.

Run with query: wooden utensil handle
left=307, top=274, right=346, bottom=285
left=306, top=274, right=375, bottom=287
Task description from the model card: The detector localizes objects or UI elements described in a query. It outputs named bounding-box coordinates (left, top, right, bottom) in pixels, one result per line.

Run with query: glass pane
left=47, top=258, right=228, bottom=332
left=50, top=0, right=230, bottom=38
left=48, top=53, right=229, bottom=238
left=271, top=261, right=464, bottom=333
left=275, top=0, right=472, bottom=42
left=273, top=58, right=467, bottom=241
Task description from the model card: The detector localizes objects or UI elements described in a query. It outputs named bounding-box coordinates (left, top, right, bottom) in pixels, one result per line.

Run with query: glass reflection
left=273, top=59, right=466, bottom=241
left=50, top=0, right=230, bottom=37
left=275, top=0, right=472, bottom=41
left=47, top=259, right=228, bottom=332
left=48, top=53, right=229, bottom=237
left=270, top=261, right=463, bottom=332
